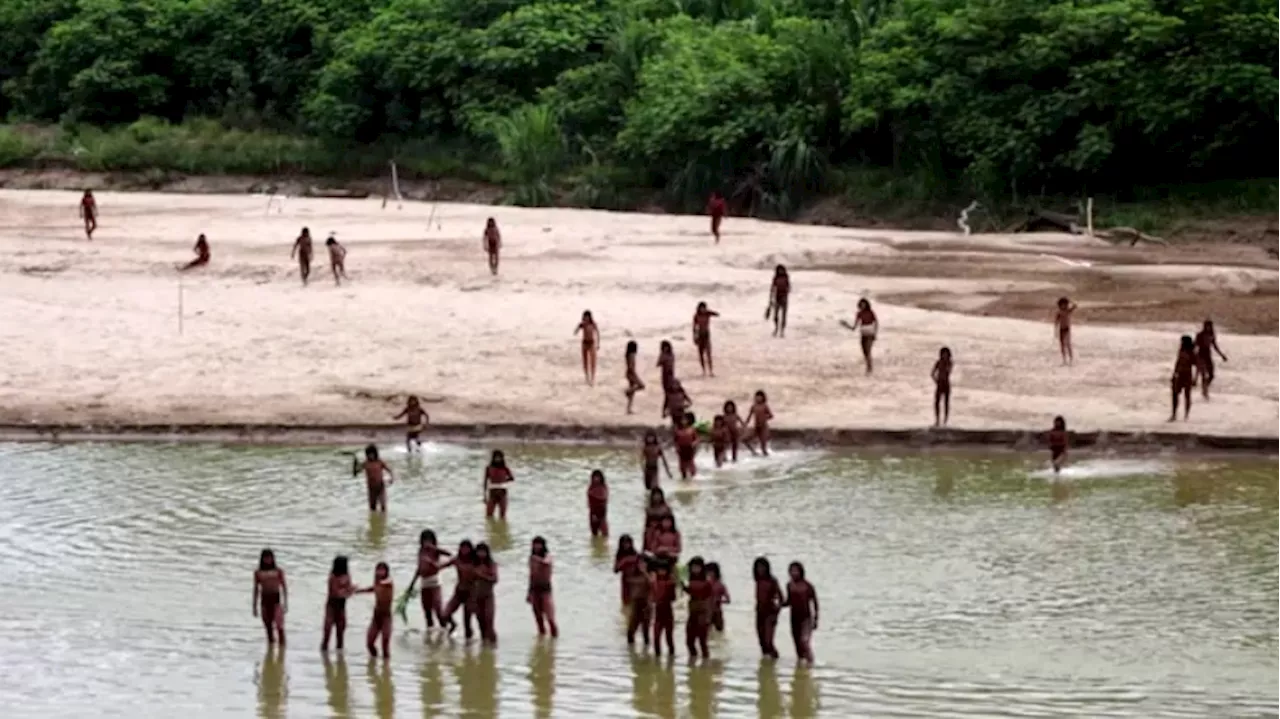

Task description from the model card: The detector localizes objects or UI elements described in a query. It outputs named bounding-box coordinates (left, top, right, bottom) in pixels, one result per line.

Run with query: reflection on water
left=323, top=655, right=351, bottom=718
left=256, top=647, right=287, bottom=719
left=0, top=442, right=1275, bottom=718
left=527, top=642, right=554, bottom=719
left=368, top=659, right=396, bottom=719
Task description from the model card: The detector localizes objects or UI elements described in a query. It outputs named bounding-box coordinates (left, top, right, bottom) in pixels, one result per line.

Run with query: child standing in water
left=674, top=412, right=699, bottom=478
left=1048, top=416, right=1069, bottom=473
left=326, top=234, right=348, bottom=285
left=707, top=191, right=727, bottom=243
left=640, top=431, right=673, bottom=489
left=575, top=311, right=600, bottom=386
left=484, top=218, right=501, bottom=275
left=652, top=514, right=682, bottom=568
left=472, top=542, right=500, bottom=645
left=723, top=400, right=755, bottom=461
left=352, top=445, right=394, bottom=513
left=624, top=341, right=645, bottom=414
left=527, top=536, right=558, bottom=638
left=651, top=560, right=678, bottom=657
left=322, top=555, right=353, bottom=651
left=710, top=415, right=729, bottom=467
left=393, top=395, right=429, bottom=453
left=1171, top=335, right=1199, bottom=421
left=587, top=469, right=609, bottom=537
left=707, top=562, right=730, bottom=632
left=79, top=190, right=97, bottom=240
left=1194, top=320, right=1228, bottom=400
left=931, top=347, right=953, bottom=427
left=483, top=450, right=514, bottom=519
left=181, top=234, right=210, bottom=271
left=753, top=557, right=783, bottom=658
left=767, top=265, right=790, bottom=337
left=291, top=227, right=313, bottom=286
left=743, top=390, right=774, bottom=456
left=253, top=549, right=288, bottom=645
left=692, top=302, right=720, bottom=377
left=356, top=562, right=394, bottom=658
left=1053, top=297, right=1077, bottom=365
left=783, top=562, right=819, bottom=664
left=442, top=540, right=475, bottom=639
left=841, top=298, right=879, bottom=374
left=407, top=530, right=453, bottom=632
left=683, top=557, right=715, bottom=660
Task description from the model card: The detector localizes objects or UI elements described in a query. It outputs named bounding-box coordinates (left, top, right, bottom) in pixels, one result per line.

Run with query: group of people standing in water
left=254, top=450, right=821, bottom=664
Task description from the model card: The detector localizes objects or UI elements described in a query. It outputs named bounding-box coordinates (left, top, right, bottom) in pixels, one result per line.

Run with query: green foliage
left=0, top=0, right=1272, bottom=213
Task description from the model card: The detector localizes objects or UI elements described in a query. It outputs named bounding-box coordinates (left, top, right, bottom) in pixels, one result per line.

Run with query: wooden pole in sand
left=1086, top=197, right=1094, bottom=237
left=178, top=275, right=184, bottom=335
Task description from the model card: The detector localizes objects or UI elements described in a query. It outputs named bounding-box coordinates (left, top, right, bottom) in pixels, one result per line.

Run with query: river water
left=0, top=442, right=1274, bottom=718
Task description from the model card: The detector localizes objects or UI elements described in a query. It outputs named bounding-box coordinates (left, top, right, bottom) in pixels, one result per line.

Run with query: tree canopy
left=1, top=0, right=1274, bottom=210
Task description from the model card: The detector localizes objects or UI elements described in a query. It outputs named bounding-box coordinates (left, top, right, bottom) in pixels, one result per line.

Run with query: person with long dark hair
left=527, top=536, right=558, bottom=638
left=322, top=555, right=353, bottom=651
left=752, top=557, right=783, bottom=658
left=407, top=530, right=454, bottom=632
left=472, top=542, right=500, bottom=645
left=783, top=561, right=819, bottom=663
left=252, top=548, right=287, bottom=645
left=442, top=540, right=476, bottom=639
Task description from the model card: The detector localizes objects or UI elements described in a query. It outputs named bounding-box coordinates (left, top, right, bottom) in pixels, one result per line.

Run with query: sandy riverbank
left=1, top=189, right=1276, bottom=438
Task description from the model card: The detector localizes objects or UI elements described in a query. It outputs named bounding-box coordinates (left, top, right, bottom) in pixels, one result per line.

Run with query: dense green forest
left=0, top=0, right=1275, bottom=219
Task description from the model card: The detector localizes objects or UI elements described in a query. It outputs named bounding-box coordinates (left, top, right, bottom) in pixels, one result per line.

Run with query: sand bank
left=0, top=189, right=1275, bottom=439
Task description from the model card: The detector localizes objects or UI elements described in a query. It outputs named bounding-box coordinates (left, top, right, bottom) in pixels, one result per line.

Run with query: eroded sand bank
left=1, top=190, right=1275, bottom=437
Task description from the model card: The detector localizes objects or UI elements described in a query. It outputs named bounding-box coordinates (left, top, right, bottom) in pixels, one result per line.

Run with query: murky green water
left=0, top=442, right=1274, bottom=718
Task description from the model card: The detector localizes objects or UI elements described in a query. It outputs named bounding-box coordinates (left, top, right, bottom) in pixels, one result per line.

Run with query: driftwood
left=1010, top=208, right=1167, bottom=246
left=304, top=187, right=370, bottom=199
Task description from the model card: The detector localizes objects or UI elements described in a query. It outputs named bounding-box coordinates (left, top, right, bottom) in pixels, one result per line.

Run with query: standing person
left=767, top=265, right=790, bottom=337
left=683, top=557, right=715, bottom=660
left=484, top=218, right=501, bottom=275
left=291, top=227, right=314, bottom=286
left=782, top=562, right=818, bottom=664
left=673, top=412, right=699, bottom=478
left=1171, top=335, right=1199, bottom=422
left=79, top=190, right=97, bottom=240
left=1048, top=416, right=1069, bottom=473
left=651, top=560, right=679, bottom=658
left=393, top=396, right=429, bottom=453
left=931, top=347, right=953, bottom=427
left=407, top=530, right=453, bottom=632
left=252, top=549, right=288, bottom=646
left=527, top=537, right=558, bottom=638
left=1194, top=320, right=1228, bottom=400
left=614, top=534, right=640, bottom=609
left=352, top=445, right=394, bottom=513
left=624, top=341, right=645, bottom=414
left=706, top=191, right=727, bottom=243
left=706, top=562, right=730, bottom=632
left=621, top=544, right=652, bottom=647
left=1053, top=297, right=1077, bottom=365
left=322, top=555, right=354, bottom=651
left=472, top=542, right=500, bottom=645
left=723, top=400, right=755, bottom=461
left=442, top=540, right=476, bottom=639
left=841, top=299, right=879, bottom=374
left=355, top=562, right=395, bottom=658
left=181, top=234, right=210, bottom=271
left=483, top=450, right=514, bottom=520
left=326, top=234, right=348, bottom=285
left=743, top=390, right=774, bottom=457
left=640, top=431, right=672, bottom=490
left=657, top=340, right=676, bottom=392
left=587, top=469, right=609, bottom=537
left=752, top=557, right=784, bottom=658
left=575, top=311, right=600, bottom=386
left=643, top=487, right=673, bottom=553
left=662, top=380, right=692, bottom=425
left=709, top=416, right=729, bottom=468
left=652, top=514, right=682, bottom=568
left=692, top=302, right=720, bottom=377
